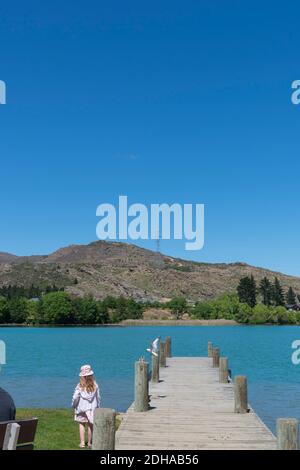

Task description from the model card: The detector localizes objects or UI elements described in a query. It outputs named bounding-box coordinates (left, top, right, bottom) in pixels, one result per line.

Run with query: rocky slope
left=0, top=240, right=299, bottom=302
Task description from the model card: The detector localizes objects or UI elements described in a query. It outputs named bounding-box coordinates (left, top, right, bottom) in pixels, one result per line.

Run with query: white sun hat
left=79, top=364, right=94, bottom=377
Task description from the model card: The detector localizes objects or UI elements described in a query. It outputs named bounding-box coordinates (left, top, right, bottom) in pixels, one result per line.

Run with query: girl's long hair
left=79, top=374, right=96, bottom=393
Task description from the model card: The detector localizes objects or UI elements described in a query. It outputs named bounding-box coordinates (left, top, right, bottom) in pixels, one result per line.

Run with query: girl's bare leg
left=88, top=423, right=93, bottom=448
left=79, top=423, right=86, bottom=447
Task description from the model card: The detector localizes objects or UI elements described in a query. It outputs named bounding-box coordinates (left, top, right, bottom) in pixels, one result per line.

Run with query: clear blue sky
left=0, top=1, right=300, bottom=275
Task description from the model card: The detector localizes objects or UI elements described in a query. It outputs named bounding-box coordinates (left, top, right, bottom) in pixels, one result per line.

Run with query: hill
left=0, top=241, right=299, bottom=302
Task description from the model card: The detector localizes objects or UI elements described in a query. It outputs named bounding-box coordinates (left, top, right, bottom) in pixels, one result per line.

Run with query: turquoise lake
left=0, top=325, right=299, bottom=434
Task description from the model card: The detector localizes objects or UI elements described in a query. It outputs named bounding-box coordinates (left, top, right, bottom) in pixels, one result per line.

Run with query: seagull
left=146, top=336, right=160, bottom=357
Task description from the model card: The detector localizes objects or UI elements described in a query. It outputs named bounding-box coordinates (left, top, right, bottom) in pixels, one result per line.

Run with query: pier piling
left=234, top=375, right=248, bottom=414
left=165, top=337, right=172, bottom=358
left=92, top=408, right=116, bottom=450
left=219, top=357, right=229, bottom=383
left=134, top=358, right=149, bottom=412
left=151, top=353, right=159, bottom=383
left=277, top=418, right=299, bottom=450
left=159, top=342, right=167, bottom=367
left=212, top=347, right=220, bottom=367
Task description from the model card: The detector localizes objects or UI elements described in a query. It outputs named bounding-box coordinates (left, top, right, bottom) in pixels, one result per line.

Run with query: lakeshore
left=119, top=319, right=238, bottom=326
left=0, top=319, right=238, bottom=328
left=0, top=325, right=299, bottom=438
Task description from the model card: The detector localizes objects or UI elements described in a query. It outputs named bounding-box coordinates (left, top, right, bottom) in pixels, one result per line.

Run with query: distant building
left=286, top=304, right=300, bottom=311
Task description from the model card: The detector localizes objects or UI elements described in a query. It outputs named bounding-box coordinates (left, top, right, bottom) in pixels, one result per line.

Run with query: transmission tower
left=156, top=237, right=160, bottom=253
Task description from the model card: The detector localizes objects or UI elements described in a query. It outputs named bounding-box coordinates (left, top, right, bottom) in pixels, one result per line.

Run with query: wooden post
left=277, top=418, right=299, bottom=450
left=208, top=341, right=213, bottom=357
left=234, top=376, right=248, bottom=413
left=219, top=357, right=228, bottom=383
left=3, top=423, right=20, bottom=450
left=134, top=358, right=149, bottom=412
left=160, top=342, right=166, bottom=367
left=92, top=408, right=116, bottom=450
left=151, top=353, right=159, bottom=383
left=212, top=347, right=220, bottom=367
left=165, top=337, right=172, bottom=358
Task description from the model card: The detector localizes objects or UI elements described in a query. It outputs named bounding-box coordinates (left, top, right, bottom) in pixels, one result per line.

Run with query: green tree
left=40, top=292, right=74, bottom=324
left=73, top=297, right=98, bottom=324
left=274, top=306, right=290, bottom=324
left=114, top=297, right=129, bottom=322
left=237, top=276, right=257, bottom=307
left=96, top=301, right=109, bottom=324
left=0, top=296, right=9, bottom=323
left=235, top=302, right=253, bottom=323
left=28, top=284, right=39, bottom=299
left=192, top=301, right=213, bottom=319
left=102, top=296, right=118, bottom=310
left=250, top=304, right=271, bottom=324
left=100, top=296, right=143, bottom=323
left=286, top=287, right=297, bottom=305
left=287, top=311, right=297, bottom=324
left=26, top=299, right=39, bottom=324
left=8, top=298, right=28, bottom=323
left=168, top=297, right=187, bottom=319
left=125, top=299, right=143, bottom=319
left=259, top=277, right=272, bottom=306
left=212, top=293, right=241, bottom=319
left=272, top=278, right=285, bottom=306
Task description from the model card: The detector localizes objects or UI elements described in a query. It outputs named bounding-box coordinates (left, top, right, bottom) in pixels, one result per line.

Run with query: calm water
left=0, top=325, right=300, bottom=433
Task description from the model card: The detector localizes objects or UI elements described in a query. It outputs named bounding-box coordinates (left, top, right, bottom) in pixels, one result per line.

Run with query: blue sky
left=0, top=1, right=300, bottom=275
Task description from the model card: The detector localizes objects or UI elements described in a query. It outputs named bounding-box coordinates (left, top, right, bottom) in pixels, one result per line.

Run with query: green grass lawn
left=17, top=408, right=89, bottom=450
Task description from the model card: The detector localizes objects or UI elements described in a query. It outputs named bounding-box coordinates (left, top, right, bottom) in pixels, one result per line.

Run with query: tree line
left=190, top=293, right=299, bottom=324
left=0, top=277, right=299, bottom=325
left=0, top=291, right=144, bottom=325
left=149, top=291, right=300, bottom=324
left=190, top=276, right=300, bottom=324
left=237, top=275, right=298, bottom=308
left=0, top=284, right=64, bottom=300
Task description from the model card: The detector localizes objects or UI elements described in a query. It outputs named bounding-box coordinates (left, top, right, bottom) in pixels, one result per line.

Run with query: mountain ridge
left=0, top=240, right=299, bottom=302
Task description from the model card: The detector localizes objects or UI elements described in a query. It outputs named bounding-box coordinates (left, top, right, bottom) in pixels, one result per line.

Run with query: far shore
left=0, top=319, right=238, bottom=327
left=119, top=318, right=238, bottom=326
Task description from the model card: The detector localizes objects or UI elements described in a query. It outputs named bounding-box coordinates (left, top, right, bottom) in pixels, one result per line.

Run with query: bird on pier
left=146, top=337, right=160, bottom=357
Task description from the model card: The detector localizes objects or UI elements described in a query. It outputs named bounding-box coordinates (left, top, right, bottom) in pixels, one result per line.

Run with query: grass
left=17, top=408, right=89, bottom=450
left=17, top=408, right=123, bottom=450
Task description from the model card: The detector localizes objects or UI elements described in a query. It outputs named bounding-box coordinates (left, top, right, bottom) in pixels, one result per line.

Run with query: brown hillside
left=0, top=241, right=299, bottom=302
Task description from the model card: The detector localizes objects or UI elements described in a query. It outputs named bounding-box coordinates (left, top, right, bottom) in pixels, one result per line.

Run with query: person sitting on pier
left=72, top=365, right=101, bottom=448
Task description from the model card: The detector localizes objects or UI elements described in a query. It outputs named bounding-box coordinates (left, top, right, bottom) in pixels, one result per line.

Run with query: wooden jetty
left=115, top=357, right=276, bottom=450
left=93, top=339, right=299, bottom=451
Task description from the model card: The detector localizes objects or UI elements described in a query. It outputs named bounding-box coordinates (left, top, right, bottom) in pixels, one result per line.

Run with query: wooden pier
left=92, top=339, right=299, bottom=451
left=115, top=357, right=277, bottom=450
